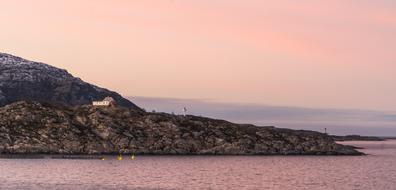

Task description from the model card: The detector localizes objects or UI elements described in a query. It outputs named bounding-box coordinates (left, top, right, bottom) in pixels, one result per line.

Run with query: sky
left=0, top=0, right=395, bottom=112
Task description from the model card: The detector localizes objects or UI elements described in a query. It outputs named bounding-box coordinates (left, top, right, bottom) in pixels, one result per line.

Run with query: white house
left=92, top=97, right=116, bottom=106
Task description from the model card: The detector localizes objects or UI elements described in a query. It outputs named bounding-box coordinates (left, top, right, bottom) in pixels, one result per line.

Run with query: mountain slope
left=0, top=53, right=142, bottom=111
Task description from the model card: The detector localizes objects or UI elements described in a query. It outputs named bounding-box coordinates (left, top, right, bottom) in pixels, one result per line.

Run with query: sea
left=0, top=140, right=395, bottom=190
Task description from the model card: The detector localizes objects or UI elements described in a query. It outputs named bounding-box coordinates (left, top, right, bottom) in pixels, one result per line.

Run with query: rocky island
left=0, top=53, right=362, bottom=156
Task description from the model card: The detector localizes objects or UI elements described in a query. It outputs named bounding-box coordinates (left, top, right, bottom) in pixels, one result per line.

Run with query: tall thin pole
left=183, top=107, right=187, bottom=116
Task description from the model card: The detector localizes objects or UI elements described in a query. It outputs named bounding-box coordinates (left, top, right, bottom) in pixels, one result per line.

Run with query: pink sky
left=1, top=0, right=395, bottom=110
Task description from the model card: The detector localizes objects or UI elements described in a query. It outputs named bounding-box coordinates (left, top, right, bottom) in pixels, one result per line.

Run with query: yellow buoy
left=117, top=155, right=123, bottom=161
left=101, top=157, right=106, bottom=161
left=131, top=154, right=136, bottom=160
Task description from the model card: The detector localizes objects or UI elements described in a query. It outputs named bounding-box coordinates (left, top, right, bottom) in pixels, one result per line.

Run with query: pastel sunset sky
left=1, top=0, right=395, bottom=111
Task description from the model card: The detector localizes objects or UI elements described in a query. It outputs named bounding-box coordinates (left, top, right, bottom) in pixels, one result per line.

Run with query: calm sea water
left=1, top=140, right=395, bottom=190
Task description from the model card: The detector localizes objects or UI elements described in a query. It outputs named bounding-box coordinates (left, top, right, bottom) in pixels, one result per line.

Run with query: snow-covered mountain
left=0, top=53, right=142, bottom=111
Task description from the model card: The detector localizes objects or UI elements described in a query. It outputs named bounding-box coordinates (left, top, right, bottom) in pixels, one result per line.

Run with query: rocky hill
left=0, top=53, right=142, bottom=111
left=0, top=101, right=361, bottom=155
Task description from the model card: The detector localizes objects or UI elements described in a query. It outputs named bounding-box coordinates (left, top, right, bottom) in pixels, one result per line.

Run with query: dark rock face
left=0, top=53, right=142, bottom=111
left=0, top=101, right=362, bottom=155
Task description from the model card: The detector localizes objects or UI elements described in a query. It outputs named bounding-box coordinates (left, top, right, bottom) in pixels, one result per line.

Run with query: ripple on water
left=0, top=141, right=396, bottom=190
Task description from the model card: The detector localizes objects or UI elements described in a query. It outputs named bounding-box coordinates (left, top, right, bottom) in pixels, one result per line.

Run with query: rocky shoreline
left=0, top=101, right=362, bottom=156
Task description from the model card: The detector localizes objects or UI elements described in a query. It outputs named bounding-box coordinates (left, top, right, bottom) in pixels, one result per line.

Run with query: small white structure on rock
left=92, top=97, right=116, bottom=107
left=183, top=107, right=188, bottom=116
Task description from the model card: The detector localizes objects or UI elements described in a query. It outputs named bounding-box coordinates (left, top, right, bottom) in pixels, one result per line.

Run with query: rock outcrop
left=0, top=53, right=142, bottom=111
left=0, top=101, right=362, bottom=155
